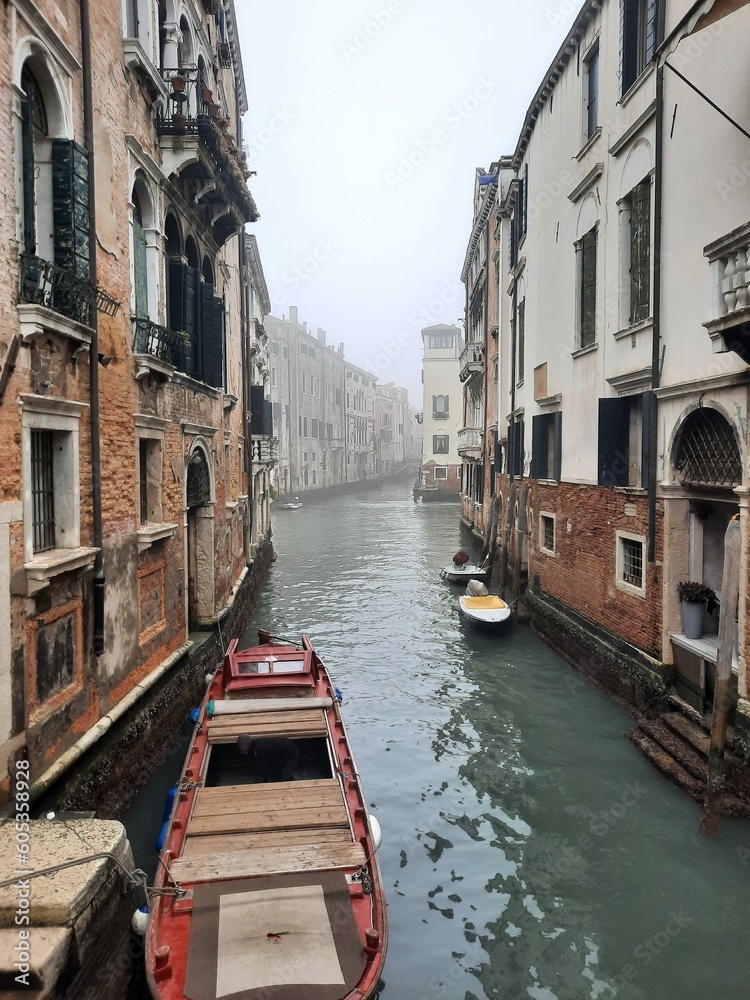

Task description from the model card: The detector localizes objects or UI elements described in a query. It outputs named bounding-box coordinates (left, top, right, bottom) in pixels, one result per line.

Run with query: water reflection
left=126, top=483, right=750, bottom=1000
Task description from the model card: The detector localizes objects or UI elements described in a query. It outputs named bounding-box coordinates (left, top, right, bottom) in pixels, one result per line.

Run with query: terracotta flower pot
left=201, top=88, right=213, bottom=104
left=171, top=75, right=185, bottom=93
left=172, top=114, right=187, bottom=134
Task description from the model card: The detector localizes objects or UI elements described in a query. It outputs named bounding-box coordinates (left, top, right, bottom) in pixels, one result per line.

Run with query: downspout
left=80, top=0, right=105, bottom=654
left=239, top=235, right=253, bottom=562
left=648, top=60, right=664, bottom=564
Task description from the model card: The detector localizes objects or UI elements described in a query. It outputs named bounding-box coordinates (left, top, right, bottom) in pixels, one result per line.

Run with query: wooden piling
left=700, top=517, right=741, bottom=839
left=512, top=484, right=529, bottom=604
left=484, top=495, right=502, bottom=571
left=499, top=481, right=516, bottom=594
left=479, top=496, right=494, bottom=567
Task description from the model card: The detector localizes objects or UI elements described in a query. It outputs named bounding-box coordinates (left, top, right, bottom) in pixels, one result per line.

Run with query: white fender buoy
left=368, top=814, right=382, bottom=851
left=132, top=903, right=149, bottom=936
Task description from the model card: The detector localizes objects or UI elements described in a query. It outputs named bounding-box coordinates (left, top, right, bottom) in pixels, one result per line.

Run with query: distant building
left=418, top=325, right=463, bottom=498
left=266, top=308, right=346, bottom=497
left=375, top=382, right=409, bottom=475
left=344, top=361, right=377, bottom=484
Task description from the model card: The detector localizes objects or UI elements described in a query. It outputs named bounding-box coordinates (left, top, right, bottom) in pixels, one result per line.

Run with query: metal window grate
left=674, top=408, right=741, bottom=488
left=622, top=538, right=643, bottom=588
left=31, top=430, right=55, bottom=552
left=543, top=516, right=555, bottom=552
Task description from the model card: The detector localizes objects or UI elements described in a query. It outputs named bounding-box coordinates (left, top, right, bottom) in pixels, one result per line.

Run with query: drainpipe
left=239, top=234, right=253, bottom=562
left=648, top=61, right=664, bottom=564
left=80, top=0, right=105, bottom=654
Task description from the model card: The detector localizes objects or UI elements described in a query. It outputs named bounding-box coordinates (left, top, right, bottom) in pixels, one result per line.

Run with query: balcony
left=457, top=426, right=483, bottom=459
left=156, top=68, right=259, bottom=246
left=704, top=223, right=750, bottom=363
left=132, top=317, right=185, bottom=381
left=459, top=341, right=485, bottom=383
left=18, top=255, right=120, bottom=346
left=252, top=438, right=278, bottom=470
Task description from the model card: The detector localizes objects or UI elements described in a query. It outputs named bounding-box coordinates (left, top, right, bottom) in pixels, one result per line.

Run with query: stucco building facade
left=417, top=324, right=463, bottom=499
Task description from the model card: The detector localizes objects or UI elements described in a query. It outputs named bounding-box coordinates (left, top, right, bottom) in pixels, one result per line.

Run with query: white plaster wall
left=421, top=330, right=462, bottom=466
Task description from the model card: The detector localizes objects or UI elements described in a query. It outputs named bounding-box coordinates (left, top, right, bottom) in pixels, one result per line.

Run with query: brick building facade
left=0, top=0, right=265, bottom=799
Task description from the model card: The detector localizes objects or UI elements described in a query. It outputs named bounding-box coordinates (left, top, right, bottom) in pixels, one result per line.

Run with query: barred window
left=621, top=537, right=643, bottom=588
left=541, top=514, right=555, bottom=554
left=31, top=430, right=55, bottom=553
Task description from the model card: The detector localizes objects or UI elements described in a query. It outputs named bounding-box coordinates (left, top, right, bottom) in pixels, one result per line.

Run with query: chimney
left=318, top=328, right=326, bottom=346
left=289, top=306, right=298, bottom=327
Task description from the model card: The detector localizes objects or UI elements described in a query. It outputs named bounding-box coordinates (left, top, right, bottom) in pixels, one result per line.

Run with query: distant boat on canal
left=146, top=629, right=387, bottom=1000
left=276, top=496, right=304, bottom=510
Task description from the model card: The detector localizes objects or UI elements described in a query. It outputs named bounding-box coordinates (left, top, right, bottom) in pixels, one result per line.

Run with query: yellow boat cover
left=462, top=596, right=508, bottom=610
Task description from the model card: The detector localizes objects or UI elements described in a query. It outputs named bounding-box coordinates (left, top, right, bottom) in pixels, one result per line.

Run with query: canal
left=125, top=481, right=750, bottom=999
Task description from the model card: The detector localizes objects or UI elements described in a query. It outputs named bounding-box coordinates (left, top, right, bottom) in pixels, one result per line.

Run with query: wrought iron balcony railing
left=132, top=316, right=185, bottom=367
left=18, top=254, right=120, bottom=329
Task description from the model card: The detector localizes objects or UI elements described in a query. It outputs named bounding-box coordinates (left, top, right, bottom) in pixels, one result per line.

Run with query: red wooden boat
left=146, top=630, right=387, bottom=1000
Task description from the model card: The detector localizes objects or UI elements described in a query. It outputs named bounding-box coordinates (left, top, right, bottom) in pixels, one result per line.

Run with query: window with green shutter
left=629, top=177, right=651, bottom=324
left=52, top=138, right=91, bottom=280
left=579, top=227, right=597, bottom=349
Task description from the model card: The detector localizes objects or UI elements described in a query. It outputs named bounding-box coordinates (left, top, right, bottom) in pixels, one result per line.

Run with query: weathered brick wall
left=497, top=474, right=664, bottom=659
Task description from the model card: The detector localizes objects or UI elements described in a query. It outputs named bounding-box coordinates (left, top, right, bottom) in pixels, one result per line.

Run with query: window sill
left=24, top=546, right=99, bottom=595
left=614, top=317, right=653, bottom=341
left=122, top=38, right=168, bottom=102
left=536, top=479, right=559, bottom=487
left=612, top=486, right=647, bottom=496
left=535, top=393, right=562, bottom=408
left=671, top=633, right=738, bottom=676
left=136, top=523, right=179, bottom=554
left=618, top=62, right=656, bottom=109
left=576, top=127, right=602, bottom=161
left=571, top=343, right=598, bottom=359
left=539, top=546, right=556, bottom=558
left=17, top=303, right=93, bottom=349
left=134, top=353, right=175, bottom=384
left=615, top=579, right=646, bottom=600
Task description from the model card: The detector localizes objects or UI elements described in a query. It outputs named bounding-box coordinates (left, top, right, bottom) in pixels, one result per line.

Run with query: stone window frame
left=615, top=529, right=646, bottom=598
left=540, top=511, right=556, bottom=557
left=434, top=467, right=448, bottom=480
left=21, top=395, right=98, bottom=594
left=135, top=414, right=178, bottom=553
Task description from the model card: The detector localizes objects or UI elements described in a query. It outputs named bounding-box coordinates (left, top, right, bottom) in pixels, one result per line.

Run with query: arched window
left=132, top=189, right=148, bottom=319
left=164, top=212, right=181, bottom=256
left=202, top=254, right=214, bottom=285
left=673, top=408, right=742, bottom=488
left=186, top=448, right=211, bottom=507
left=433, top=394, right=449, bottom=418
left=20, top=65, right=47, bottom=255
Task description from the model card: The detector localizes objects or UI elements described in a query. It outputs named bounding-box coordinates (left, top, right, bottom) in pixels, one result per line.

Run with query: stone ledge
left=0, top=820, right=131, bottom=928
left=0, top=925, right=70, bottom=993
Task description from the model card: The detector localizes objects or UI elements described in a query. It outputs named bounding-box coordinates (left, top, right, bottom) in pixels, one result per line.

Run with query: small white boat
left=458, top=581, right=511, bottom=630
left=277, top=500, right=303, bottom=511
left=440, top=563, right=489, bottom=584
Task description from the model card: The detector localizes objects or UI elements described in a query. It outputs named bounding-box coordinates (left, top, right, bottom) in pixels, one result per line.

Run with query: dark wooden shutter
left=21, top=86, right=36, bottom=255
left=619, top=0, right=640, bottom=96
left=640, top=391, right=654, bottom=490
left=581, top=228, right=597, bottom=348
left=133, top=217, right=148, bottom=319
left=553, top=411, right=563, bottom=482
left=598, top=398, right=630, bottom=486
left=52, top=139, right=90, bottom=280
left=630, top=178, right=651, bottom=324
left=645, top=0, right=660, bottom=64
left=199, top=290, right=224, bottom=388
left=510, top=419, right=524, bottom=477
left=171, top=263, right=198, bottom=375
left=517, top=301, right=525, bottom=383
left=587, top=47, right=600, bottom=138
left=531, top=414, right=546, bottom=479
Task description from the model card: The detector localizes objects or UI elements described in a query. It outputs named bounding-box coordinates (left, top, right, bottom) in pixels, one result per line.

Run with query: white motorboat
left=458, top=580, right=512, bottom=630
left=440, top=563, right=490, bottom=584
left=277, top=499, right=304, bottom=511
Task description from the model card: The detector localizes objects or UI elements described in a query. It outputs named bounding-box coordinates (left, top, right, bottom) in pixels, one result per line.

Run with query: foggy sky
left=235, top=0, right=581, bottom=406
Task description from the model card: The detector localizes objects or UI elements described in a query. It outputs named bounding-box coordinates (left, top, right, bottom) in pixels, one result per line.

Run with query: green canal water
left=126, top=482, right=750, bottom=1000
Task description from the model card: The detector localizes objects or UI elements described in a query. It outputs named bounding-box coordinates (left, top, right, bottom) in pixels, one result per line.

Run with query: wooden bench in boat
left=187, top=779, right=350, bottom=837
left=207, top=708, right=327, bottom=743
left=172, top=778, right=360, bottom=881
left=169, top=840, right=366, bottom=882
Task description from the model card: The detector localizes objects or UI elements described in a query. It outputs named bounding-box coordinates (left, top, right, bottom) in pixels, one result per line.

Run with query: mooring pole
left=499, top=481, right=516, bottom=595
left=700, top=517, right=741, bottom=838
left=485, top=495, right=502, bottom=572
left=511, top=484, right=529, bottom=604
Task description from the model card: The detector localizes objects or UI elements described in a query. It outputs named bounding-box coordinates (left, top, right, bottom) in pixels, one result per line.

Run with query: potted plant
left=201, top=87, right=213, bottom=104
left=171, top=74, right=186, bottom=93
left=677, top=581, right=718, bottom=640
left=171, top=113, right=187, bottom=134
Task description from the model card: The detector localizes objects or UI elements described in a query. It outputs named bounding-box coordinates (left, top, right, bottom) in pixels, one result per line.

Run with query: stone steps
left=626, top=712, right=750, bottom=818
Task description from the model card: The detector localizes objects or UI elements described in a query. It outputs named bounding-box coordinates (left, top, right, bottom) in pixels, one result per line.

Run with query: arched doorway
left=186, top=446, right=214, bottom=628
left=666, top=405, right=742, bottom=714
